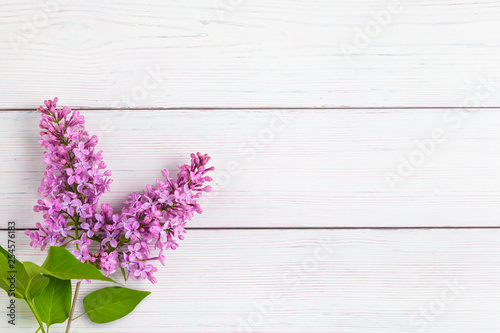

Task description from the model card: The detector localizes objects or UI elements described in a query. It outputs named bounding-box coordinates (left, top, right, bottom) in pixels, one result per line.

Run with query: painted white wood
left=1, top=1, right=500, bottom=108
left=2, top=2, right=500, bottom=332
left=2, top=109, right=500, bottom=228
left=1, top=229, right=499, bottom=332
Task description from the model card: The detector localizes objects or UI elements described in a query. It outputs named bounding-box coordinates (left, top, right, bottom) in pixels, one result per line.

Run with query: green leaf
left=0, top=251, right=14, bottom=297
left=0, top=253, right=50, bottom=299
left=0, top=249, right=7, bottom=267
left=27, top=274, right=50, bottom=299
left=34, top=276, right=72, bottom=327
left=41, top=246, right=114, bottom=282
left=0, top=246, right=30, bottom=298
left=83, top=287, right=150, bottom=323
left=19, top=262, right=51, bottom=299
left=23, top=261, right=51, bottom=277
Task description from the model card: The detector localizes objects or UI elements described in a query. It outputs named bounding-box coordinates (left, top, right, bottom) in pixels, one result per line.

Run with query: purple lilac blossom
left=27, top=98, right=213, bottom=284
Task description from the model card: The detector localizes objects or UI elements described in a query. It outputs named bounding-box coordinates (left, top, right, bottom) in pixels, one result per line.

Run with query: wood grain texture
left=1, top=1, right=500, bottom=108
left=2, top=1, right=500, bottom=332
left=2, top=109, right=500, bottom=228
left=1, top=229, right=499, bottom=332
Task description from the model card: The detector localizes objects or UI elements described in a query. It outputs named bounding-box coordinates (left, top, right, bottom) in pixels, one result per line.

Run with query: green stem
left=61, top=239, right=74, bottom=248
left=25, top=298, right=46, bottom=333
left=120, top=265, right=128, bottom=282
left=72, top=312, right=86, bottom=321
left=74, top=225, right=80, bottom=251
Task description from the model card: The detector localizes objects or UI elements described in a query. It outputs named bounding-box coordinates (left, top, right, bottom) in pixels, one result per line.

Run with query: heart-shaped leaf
left=83, top=287, right=150, bottom=323
left=27, top=274, right=50, bottom=299
left=0, top=246, right=30, bottom=299
left=41, top=246, right=114, bottom=282
left=14, top=261, right=50, bottom=299
left=1, top=252, right=51, bottom=299
left=23, top=261, right=50, bottom=277
left=34, top=276, right=72, bottom=327
left=0, top=251, right=18, bottom=298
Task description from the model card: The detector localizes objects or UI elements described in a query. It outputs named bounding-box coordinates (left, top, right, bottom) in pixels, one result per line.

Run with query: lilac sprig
left=79, top=152, right=214, bottom=283
left=27, top=98, right=214, bottom=284
left=106, top=152, right=214, bottom=282
left=27, top=98, right=112, bottom=251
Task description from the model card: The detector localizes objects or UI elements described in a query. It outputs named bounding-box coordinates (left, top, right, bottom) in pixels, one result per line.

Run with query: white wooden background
left=1, top=1, right=500, bottom=332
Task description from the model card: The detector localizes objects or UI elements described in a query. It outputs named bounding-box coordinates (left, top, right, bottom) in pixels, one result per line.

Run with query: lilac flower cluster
left=78, top=152, right=213, bottom=283
left=26, top=98, right=112, bottom=250
left=26, top=98, right=213, bottom=283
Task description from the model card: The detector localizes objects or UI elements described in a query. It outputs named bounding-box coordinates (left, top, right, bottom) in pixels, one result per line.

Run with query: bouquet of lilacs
left=0, top=98, right=213, bottom=333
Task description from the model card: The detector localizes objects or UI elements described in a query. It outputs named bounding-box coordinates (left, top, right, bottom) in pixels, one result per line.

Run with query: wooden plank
left=1, top=1, right=500, bottom=108
left=0, top=229, right=499, bottom=332
left=3, top=109, right=500, bottom=228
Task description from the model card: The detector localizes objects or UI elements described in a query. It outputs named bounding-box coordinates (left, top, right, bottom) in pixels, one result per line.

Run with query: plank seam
left=2, top=106, right=500, bottom=112
left=6, top=226, right=500, bottom=231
